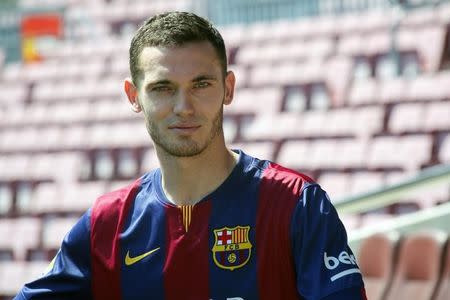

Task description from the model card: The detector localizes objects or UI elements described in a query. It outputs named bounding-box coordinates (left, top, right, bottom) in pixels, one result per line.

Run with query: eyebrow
left=192, top=74, right=218, bottom=82
left=145, top=74, right=218, bottom=89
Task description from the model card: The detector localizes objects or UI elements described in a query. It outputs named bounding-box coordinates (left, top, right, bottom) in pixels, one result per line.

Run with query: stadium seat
left=358, top=231, right=401, bottom=300
left=31, top=182, right=60, bottom=214
left=140, top=147, right=160, bottom=174
left=300, top=111, right=327, bottom=137
left=324, top=56, right=353, bottom=107
left=0, top=261, right=49, bottom=296
left=41, top=217, right=80, bottom=250
left=348, top=78, right=378, bottom=106
left=368, top=135, right=432, bottom=171
left=62, top=181, right=106, bottom=212
left=350, top=172, right=384, bottom=196
left=60, top=125, right=88, bottom=149
left=225, top=87, right=283, bottom=116
left=424, top=102, right=450, bottom=131
left=318, top=172, right=351, bottom=200
left=378, top=77, right=409, bottom=103
left=333, top=139, right=368, bottom=169
left=230, top=142, right=275, bottom=161
left=389, top=103, right=424, bottom=133
left=0, top=155, right=30, bottom=181
left=325, top=109, right=353, bottom=136
left=0, top=218, right=41, bottom=261
left=23, top=151, right=49, bottom=187
left=434, top=239, right=450, bottom=300
left=406, top=74, right=448, bottom=102
left=0, top=84, right=27, bottom=105
left=241, top=113, right=300, bottom=141
left=367, top=31, right=391, bottom=57
left=337, top=34, right=364, bottom=56
left=351, top=106, right=384, bottom=138
left=277, top=141, right=312, bottom=170
left=0, top=106, right=24, bottom=126
left=308, top=140, right=338, bottom=169
left=417, top=25, right=446, bottom=73
left=384, top=231, right=448, bottom=300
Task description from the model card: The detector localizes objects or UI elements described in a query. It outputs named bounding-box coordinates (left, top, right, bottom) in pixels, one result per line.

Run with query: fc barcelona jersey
left=15, top=150, right=366, bottom=300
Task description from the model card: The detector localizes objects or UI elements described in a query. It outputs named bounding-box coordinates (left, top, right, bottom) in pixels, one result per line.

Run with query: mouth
left=168, top=124, right=201, bottom=134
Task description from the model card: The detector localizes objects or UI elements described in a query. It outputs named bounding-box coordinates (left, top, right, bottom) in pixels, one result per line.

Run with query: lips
left=168, top=124, right=201, bottom=134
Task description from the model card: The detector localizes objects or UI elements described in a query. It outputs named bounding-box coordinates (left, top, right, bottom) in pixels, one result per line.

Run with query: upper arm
left=14, top=211, right=93, bottom=300
left=291, top=185, right=366, bottom=299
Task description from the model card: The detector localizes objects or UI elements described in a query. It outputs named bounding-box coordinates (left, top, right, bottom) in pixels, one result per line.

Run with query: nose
left=173, top=89, right=194, bottom=116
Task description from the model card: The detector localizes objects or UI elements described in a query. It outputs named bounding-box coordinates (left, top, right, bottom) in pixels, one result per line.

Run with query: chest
left=118, top=199, right=298, bottom=300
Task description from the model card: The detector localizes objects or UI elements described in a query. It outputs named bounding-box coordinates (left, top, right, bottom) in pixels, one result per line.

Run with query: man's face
left=128, top=42, right=234, bottom=157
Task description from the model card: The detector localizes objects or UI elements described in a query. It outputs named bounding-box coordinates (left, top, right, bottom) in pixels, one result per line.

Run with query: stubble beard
left=146, top=106, right=224, bottom=158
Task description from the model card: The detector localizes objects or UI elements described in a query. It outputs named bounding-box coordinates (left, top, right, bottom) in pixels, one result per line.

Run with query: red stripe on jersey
left=163, top=200, right=211, bottom=300
left=256, top=162, right=312, bottom=300
left=90, top=178, right=141, bottom=300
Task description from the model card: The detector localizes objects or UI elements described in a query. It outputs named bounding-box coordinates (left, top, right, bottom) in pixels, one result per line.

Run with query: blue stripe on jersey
left=208, top=153, right=268, bottom=300
left=119, top=171, right=166, bottom=299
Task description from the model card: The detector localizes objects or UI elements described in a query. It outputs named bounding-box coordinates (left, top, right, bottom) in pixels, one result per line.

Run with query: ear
left=124, top=78, right=142, bottom=113
left=223, top=70, right=235, bottom=106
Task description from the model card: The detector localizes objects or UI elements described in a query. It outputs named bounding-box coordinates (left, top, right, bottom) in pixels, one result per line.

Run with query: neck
left=155, top=138, right=239, bottom=206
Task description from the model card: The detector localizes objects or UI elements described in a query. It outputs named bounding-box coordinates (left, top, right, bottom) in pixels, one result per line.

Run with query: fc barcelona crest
left=212, top=226, right=252, bottom=271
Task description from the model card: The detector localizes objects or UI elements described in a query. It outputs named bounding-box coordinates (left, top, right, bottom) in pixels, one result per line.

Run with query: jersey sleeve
left=290, top=184, right=366, bottom=299
left=14, top=210, right=93, bottom=300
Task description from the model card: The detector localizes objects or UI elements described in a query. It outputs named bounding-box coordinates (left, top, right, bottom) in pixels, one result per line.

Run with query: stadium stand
left=0, top=0, right=449, bottom=298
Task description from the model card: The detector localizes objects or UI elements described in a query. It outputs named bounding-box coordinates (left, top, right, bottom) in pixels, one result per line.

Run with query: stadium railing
left=333, top=163, right=450, bottom=253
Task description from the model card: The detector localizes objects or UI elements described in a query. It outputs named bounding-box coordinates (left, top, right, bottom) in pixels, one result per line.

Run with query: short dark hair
left=129, top=11, right=227, bottom=87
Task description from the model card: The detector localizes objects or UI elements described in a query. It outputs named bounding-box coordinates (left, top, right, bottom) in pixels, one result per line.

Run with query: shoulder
left=91, top=171, right=154, bottom=222
left=258, top=161, right=316, bottom=197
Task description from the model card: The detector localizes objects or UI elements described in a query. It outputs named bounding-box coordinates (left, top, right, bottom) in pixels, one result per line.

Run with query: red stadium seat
left=434, top=240, right=450, bottom=300
left=384, top=231, right=448, bottom=300
left=358, top=232, right=401, bottom=300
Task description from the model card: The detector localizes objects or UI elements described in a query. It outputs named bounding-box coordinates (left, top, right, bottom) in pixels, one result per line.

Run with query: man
left=15, top=12, right=366, bottom=300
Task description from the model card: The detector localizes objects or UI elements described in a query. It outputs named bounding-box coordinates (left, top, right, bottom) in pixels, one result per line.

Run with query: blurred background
left=0, top=0, right=449, bottom=299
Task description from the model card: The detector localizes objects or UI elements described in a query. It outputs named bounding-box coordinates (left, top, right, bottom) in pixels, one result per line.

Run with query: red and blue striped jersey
left=15, top=150, right=366, bottom=300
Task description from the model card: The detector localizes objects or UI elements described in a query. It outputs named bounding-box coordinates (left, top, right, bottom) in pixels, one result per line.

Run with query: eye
left=152, top=85, right=173, bottom=93
left=193, top=81, right=211, bottom=89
